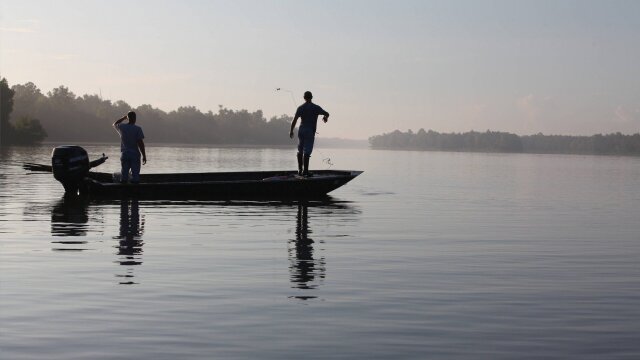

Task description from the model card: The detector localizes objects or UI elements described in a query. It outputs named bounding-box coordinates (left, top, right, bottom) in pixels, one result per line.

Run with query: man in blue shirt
left=289, top=91, right=329, bottom=176
left=113, top=111, right=147, bottom=183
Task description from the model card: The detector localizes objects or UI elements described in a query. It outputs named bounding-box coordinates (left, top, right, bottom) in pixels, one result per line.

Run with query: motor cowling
left=52, top=145, right=90, bottom=194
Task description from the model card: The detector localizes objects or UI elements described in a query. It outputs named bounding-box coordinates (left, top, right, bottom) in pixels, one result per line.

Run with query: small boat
left=25, top=146, right=363, bottom=199
left=82, top=169, right=362, bottom=199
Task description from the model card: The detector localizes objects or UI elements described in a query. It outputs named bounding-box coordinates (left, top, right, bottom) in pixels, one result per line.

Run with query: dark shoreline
left=369, top=130, right=640, bottom=157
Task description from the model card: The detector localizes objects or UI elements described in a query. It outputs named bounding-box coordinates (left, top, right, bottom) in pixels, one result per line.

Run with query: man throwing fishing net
left=289, top=91, right=329, bottom=177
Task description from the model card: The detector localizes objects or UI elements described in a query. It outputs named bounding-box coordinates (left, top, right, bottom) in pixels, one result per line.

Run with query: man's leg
left=302, top=135, right=315, bottom=176
left=130, top=155, right=141, bottom=183
left=303, top=154, right=311, bottom=176
left=297, top=131, right=305, bottom=176
left=120, top=153, right=131, bottom=183
left=296, top=152, right=303, bottom=175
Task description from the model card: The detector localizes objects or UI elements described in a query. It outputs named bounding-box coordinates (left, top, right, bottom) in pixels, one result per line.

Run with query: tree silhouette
left=1, top=77, right=48, bottom=146
left=7, top=79, right=294, bottom=146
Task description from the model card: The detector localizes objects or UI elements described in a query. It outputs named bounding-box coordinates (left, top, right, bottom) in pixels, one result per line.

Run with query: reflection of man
left=289, top=91, right=329, bottom=177
left=116, top=199, right=144, bottom=268
left=113, top=111, right=147, bottom=184
left=289, top=203, right=325, bottom=295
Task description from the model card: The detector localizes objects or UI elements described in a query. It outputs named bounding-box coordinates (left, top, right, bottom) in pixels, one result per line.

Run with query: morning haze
left=1, top=0, right=639, bottom=140
left=4, top=2, right=640, bottom=359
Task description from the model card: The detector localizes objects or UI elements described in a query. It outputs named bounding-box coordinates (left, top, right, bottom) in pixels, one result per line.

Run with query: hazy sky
left=1, top=0, right=639, bottom=139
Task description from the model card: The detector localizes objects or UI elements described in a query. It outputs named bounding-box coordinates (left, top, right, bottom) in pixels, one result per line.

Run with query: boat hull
left=82, top=170, right=362, bottom=199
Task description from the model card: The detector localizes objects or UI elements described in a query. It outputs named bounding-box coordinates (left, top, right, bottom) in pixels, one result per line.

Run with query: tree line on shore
left=4, top=77, right=639, bottom=155
left=0, top=78, right=294, bottom=146
left=369, top=129, right=640, bottom=156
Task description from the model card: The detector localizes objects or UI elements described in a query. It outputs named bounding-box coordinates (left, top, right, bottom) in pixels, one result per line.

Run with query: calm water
left=1, top=144, right=640, bottom=359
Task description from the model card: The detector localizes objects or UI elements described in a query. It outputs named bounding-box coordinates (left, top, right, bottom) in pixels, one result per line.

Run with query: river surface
left=1, top=144, right=639, bottom=359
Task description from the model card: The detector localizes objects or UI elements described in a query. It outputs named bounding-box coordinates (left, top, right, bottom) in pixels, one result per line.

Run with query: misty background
left=0, top=78, right=368, bottom=147
left=1, top=0, right=639, bottom=140
left=0, top=77, right=637, bottom=155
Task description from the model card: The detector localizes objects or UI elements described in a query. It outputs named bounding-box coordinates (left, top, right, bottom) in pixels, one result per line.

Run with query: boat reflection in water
left=48, top=196, right=358, bottom=290
left=50, top=196, right=145, bottom=284
left=114, top=199, right=145, bottom=285
left=50, top=196, right=92, bottom=250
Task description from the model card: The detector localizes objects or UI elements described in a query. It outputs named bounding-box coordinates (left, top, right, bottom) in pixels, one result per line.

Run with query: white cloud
left=514, top=94, right=581, bottom=134
left=516, top=94, right=556, bottom=120
left=613, top=105, right=640, bottom=124
left=99, top=72, right=194, bottom=87
left=0, top=27, right=35, bottom=33
left=50, top=54, right=76, bottom=61
left=0, top=19, right=39, bottom=33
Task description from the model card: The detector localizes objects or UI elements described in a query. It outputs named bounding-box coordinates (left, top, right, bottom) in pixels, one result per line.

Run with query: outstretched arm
left=289, top=115, right=299, bottom=139
left=137, top=139, right=147, bottom=165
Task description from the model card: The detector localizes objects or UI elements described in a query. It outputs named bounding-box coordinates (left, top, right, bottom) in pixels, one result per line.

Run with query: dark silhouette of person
left=289, top=203, right=326, bottom=298
left=289, top=91, right=329, bottom=176
left=113, top=111, right=147, bottom=183
left=115, top=199, right=144, bottom=284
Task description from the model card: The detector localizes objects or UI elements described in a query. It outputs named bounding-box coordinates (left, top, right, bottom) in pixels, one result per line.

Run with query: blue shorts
left=297, top=128, right=315, bottom=155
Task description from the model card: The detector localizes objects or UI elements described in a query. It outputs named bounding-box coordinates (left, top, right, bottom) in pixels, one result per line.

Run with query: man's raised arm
left=113, top=115, right=127, bottom=132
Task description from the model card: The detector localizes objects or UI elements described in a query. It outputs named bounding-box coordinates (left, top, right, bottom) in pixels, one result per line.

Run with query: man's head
left=303, top=91, right=313, bottom=102
left=127, top=111, right=137, bottom=123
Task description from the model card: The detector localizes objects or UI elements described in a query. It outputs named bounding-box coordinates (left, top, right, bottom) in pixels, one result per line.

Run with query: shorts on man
left=297, top=127, right=316, bottom=155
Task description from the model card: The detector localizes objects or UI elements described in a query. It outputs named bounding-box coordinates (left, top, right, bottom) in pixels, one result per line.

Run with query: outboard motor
left=52, top=145, right=90, bottom=194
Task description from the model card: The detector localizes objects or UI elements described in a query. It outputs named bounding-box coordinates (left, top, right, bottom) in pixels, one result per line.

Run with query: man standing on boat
left=113, top=111, right=147, bottom=183
left=289, top=91, right=329, bottom=176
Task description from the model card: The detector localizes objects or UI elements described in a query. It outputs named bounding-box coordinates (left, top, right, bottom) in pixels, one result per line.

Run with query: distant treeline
left=369, top=129, right=640, bottom=156
left=1, top=78, right=294, bottom=146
